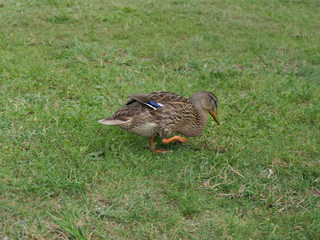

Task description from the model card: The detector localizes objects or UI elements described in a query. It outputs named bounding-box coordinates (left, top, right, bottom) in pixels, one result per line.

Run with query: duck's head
left=189, top=91, right=220, bottom=125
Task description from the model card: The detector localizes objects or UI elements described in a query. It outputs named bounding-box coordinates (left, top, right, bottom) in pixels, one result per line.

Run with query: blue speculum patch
left=149, top=101, right=163, bottom=108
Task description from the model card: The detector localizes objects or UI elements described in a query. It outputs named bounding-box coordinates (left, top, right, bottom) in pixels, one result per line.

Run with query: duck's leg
left=150, top=136, right=170, bottom=153
left=162, top=136, right=188, bottom=144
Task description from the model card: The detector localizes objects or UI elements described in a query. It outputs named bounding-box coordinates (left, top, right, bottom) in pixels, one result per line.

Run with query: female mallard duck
left=98, top=91, right=220, bottom=153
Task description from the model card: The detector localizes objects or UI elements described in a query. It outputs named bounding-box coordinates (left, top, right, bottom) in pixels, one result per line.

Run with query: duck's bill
left=210, top=111, right=220, bottom=125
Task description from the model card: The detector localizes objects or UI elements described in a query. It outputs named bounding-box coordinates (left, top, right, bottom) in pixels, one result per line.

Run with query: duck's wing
left=126, top=91, right=188, bottom=109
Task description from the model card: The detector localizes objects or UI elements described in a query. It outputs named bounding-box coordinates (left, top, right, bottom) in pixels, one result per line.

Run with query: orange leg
left=149, top=136, right=170, bottom=153
left=162, top=136, right=188, bottom=144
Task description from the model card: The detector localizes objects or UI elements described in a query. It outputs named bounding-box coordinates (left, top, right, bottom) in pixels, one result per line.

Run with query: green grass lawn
left=1, top=0, right=320, bottom=239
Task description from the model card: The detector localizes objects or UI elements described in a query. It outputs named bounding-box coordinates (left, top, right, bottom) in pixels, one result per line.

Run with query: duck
left=98, top=91, right=220, bottom=153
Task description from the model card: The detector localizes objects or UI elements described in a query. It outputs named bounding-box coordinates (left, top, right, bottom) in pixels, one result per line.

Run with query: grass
left=0, top=0, right=319, bottom=239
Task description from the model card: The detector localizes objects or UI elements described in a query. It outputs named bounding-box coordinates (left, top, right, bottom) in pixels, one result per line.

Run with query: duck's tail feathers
left=98, top=118, right=127, bottom=125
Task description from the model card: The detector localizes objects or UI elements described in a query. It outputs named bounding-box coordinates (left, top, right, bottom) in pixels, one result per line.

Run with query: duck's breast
left=176, top=123, right=205, bottom=137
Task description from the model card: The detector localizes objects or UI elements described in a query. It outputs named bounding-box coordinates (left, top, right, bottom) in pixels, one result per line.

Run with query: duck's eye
left=213, top=100, right=217, bottom=107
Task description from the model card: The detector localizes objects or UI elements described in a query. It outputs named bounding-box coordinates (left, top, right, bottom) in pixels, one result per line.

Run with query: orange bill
left=210, top=111, right=220, bottom=125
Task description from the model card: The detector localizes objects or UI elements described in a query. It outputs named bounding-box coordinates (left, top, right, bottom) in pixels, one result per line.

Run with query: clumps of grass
left=49, top=207, right=89, bottom=240
left=47, top=11, right=72, bottom=24
left=101, top=6, right=138, bottom=23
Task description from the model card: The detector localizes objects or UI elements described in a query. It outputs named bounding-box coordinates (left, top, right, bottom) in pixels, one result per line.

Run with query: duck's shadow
left=184, top=142, right=228, bottom=153
left=96, top=126, right=228, bottom=156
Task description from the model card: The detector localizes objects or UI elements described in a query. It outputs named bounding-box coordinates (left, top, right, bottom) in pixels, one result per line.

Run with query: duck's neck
left=195, top=106, right=208, bottom=127
left=190, top=99, right=208, bottom=130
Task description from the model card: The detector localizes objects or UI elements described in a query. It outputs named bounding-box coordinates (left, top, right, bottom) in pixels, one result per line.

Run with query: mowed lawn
left=1, top=0, right=319, bottom=239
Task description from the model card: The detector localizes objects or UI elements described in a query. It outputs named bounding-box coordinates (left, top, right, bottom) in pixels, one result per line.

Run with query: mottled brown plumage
left=99, top=91, right=220, bottom=153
